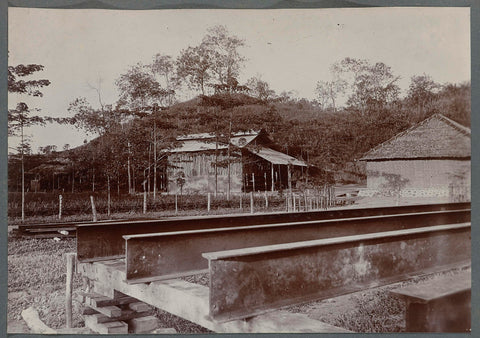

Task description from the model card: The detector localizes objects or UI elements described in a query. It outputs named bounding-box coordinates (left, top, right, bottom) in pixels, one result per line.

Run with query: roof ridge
left=434, top=114, right=471, bottom=136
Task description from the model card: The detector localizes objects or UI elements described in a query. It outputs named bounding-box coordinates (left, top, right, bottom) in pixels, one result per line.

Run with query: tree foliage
left=116, top=63, right=171, bottom=111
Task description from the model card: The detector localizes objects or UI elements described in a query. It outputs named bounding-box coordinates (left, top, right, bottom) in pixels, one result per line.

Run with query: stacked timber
left=78, top=291, right=174, bottom=334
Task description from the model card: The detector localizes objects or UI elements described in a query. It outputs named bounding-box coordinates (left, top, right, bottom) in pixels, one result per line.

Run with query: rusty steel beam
left=77, top=202, right=469, bottom=262
left=203, top=223, right=471, bottom=322
left=123, top=209, right=469, bottom=283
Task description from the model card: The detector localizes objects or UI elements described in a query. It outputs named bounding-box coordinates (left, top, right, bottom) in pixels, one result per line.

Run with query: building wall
left=167, top=151, right=243, bottom=194
left=364, top=159, right=470, bottom=197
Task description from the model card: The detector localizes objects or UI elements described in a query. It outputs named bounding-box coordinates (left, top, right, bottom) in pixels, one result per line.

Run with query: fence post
left=240, top=194, right=242, bottom=210
left=65, top=252, right=76, bottom=328
left=250, top=192, right=254, bottom=214
left=143, top=190, right=147, bottom=214
left=264, top=191, right=268, bottom=209
left=90, top=196, right=97, bottom=222
left=58, top=195, right=62, bottom=220
left=293, top=194, right=296, bottom=212
left=175, top=193, right=178, bottom=215
left=207, top=193, right=211, bottom=213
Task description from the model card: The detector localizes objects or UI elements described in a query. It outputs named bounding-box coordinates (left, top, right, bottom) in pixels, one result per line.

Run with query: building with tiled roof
left=360, top=114, right=470, bottom=199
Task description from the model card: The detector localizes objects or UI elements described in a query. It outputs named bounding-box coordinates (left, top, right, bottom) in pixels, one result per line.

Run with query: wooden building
left=360, top=114, right=471, bottom=199
left=165, top=130, right=307, bottom=194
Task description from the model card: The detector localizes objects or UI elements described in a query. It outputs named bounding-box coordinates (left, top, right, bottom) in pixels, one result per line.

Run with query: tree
left=246, top=75, right=275, bottom=101
left=151, top=54, right=178, bottom=105
left=116, top=63, right=170, bottom=112
left=8, top=64, right=50, bottom=222
left=332, top=57, right=400, bottom=114
left=406, top=74, right=440, bottom=119
left=176, top=44, right=213, bottom=95
left=202, top=25, right=246, bottom=87
left=315, top=79, right=347, bottom=112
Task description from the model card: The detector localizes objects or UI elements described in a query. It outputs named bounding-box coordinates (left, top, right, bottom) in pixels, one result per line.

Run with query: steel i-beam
left=77, top=202, right=469, bottom=262
left=123, top=210, right=469, bottom=283
left=202, top=223, right=471, bottom=322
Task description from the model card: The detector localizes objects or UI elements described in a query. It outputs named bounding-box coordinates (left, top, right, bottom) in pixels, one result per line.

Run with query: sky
left=8, top=7, right=470, bottom=152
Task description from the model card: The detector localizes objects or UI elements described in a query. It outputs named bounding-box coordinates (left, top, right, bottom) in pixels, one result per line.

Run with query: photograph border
left=1, top=1, right=478, bottom=337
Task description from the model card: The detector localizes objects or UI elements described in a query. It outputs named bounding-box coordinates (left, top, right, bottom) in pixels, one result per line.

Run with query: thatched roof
left=361, top=114, right=471, bottom=161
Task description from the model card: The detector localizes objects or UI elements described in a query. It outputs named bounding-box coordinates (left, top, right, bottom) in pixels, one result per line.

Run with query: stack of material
left=78, top=291, right=167, bottom=334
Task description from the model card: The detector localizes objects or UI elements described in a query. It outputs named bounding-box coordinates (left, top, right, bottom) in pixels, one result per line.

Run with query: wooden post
left=287, top=163, right=292, bottom=196
left=65, top=252, right=76, bottom=328
left=304, top=194, right=307, bottom=211
left=175, top=193, right=178, bottom=215
left=293, top=194, right=296, bottom=212
left=239, top=194, right=242, bottom=210
left=285, top=195, right=289, bottom=212
left=143, top=190, right=147, bottom=214
left=271, top=164, right=275, bottom=192
left=264, top=191, right=268, bottom=209
left=90, top=196, right=97, bottom=222
left=250, top=192, right=254, bottom=214
left=58, top=195, right=62, bottom=220
left=207, top=193, right=211, bottom=213
left=252, top=173, right=255, bottom=193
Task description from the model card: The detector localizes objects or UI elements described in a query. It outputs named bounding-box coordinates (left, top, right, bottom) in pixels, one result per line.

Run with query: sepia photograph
left=6, top=5, right=471, bottom=334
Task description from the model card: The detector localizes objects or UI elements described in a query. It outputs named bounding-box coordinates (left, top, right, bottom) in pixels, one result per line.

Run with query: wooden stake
left=66, top=253, right=76, bottom=328
left=175, top=193, right=178, bottom=215
left=58, top=195, right=62, bottom=220
left=143, top=190, right=147, bottom=214
left=90, top=196, right=97, bottom=222
left=207, top=193, right=211, bottom=213
left=250, top=192, right=254, bottom=214
left=264, top=191, right=268, bottom=209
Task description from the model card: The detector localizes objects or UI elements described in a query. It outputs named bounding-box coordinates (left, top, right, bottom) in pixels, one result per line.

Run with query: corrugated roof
left=171, top=130, right=260, bottom=153
left=168, top=139, right=228, bottom=153
left=361, top=114, right=471, bottom=161
left=249, top=146, right=307, bottom=167
left=177, top=130, right=260, bottom=141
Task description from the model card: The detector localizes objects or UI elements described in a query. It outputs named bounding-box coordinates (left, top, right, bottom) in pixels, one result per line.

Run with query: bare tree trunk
left=107, top=175, right=111, bottom=217
left=215, top=136, right=218, bottom=197
left=71, top=163, right=75, bottom=193
left=21, top=146, right=25, bottom=223
left=147, top=142, right=151, bottom=194
left=127, top=146, right=132, bottom=194
left=153, top=120, right=157, bottom=199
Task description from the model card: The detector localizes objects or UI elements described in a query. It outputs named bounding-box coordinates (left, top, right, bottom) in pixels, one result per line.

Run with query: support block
left=127, top=316, right=159, bottom=333
left=128, top=302, right=151, bottom=312
left=85, top=315, right=128, bottom=334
